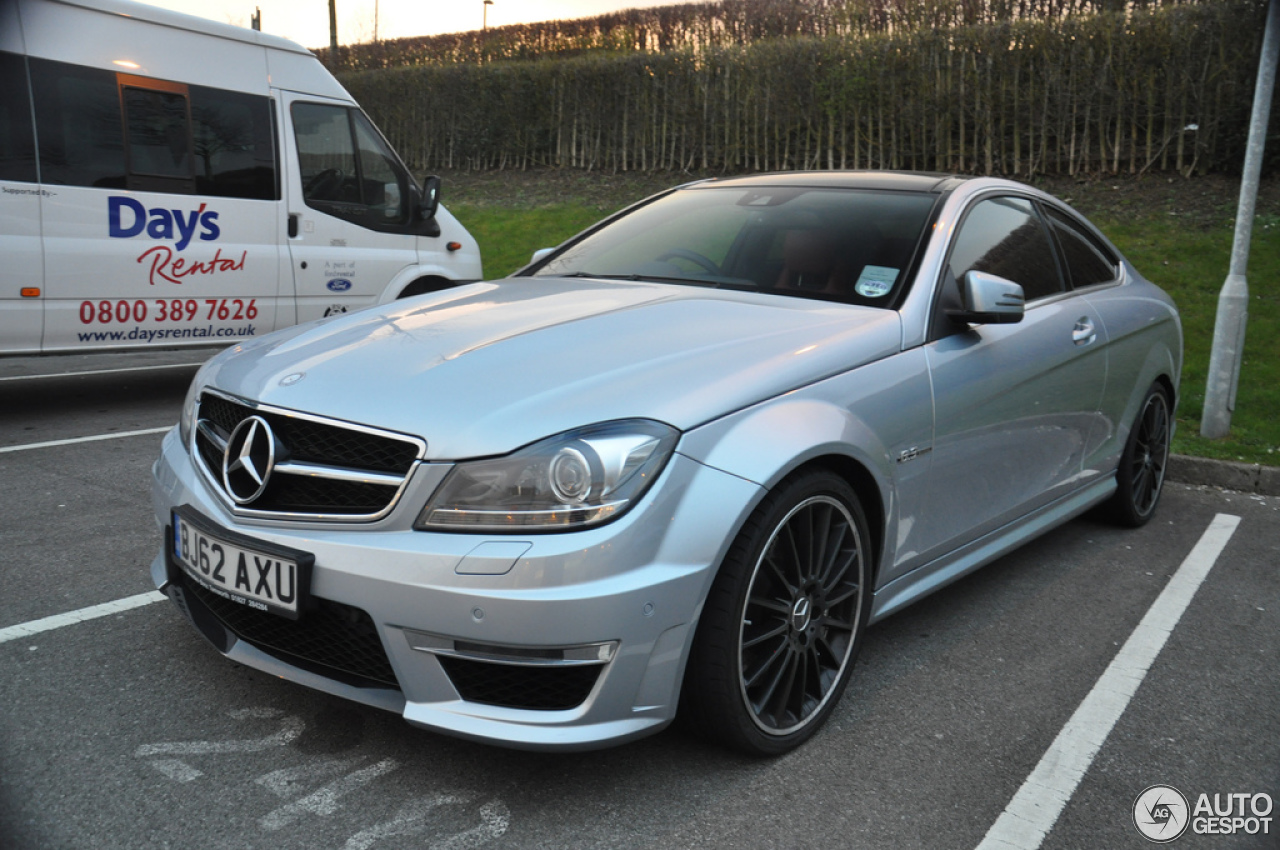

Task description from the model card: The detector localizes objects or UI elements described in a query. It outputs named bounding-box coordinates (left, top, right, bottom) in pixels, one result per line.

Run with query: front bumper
left=150, top=426, right=760, bottom=750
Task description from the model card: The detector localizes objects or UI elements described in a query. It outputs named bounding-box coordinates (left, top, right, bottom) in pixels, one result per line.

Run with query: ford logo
left=326, top=278, right=352, bottom=292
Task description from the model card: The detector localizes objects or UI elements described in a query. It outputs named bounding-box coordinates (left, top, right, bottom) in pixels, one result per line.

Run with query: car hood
left=202, top=278, right=903, bottom=460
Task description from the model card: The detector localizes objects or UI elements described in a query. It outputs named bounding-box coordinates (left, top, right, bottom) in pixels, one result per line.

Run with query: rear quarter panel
left=1082, top=267, right=1183, bottom=477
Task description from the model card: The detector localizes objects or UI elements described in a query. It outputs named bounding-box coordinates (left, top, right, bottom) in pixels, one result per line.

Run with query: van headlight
left=415, top=420, right=678, bottom=532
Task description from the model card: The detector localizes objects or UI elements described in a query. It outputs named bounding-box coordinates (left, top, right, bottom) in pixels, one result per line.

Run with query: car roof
left=682, top=171, right=969, bottom=194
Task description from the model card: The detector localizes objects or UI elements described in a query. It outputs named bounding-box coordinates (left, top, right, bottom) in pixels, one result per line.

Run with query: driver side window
left=948, top=196, right=1064, bottom=302
left=291, top=102, right=410, bottom=229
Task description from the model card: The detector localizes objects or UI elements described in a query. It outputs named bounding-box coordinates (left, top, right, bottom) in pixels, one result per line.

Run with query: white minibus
left=0, top=0, right=483, bottom=355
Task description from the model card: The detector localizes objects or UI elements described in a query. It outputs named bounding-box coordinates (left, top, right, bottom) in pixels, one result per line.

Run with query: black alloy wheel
left=682, top=470, right=872, bottom=756
left=1104, top=383, right=1172, bottom=527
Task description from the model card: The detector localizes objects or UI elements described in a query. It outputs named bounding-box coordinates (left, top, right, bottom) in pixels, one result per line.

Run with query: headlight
left=177, top=361, right=212, bottom=448
left=415, top=420, right=679, bottom=532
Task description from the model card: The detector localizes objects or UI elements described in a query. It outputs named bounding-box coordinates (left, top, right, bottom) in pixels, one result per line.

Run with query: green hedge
left=341, top=1, right=1273, bottom=177
left=321, top=0, right=1216, bottom=70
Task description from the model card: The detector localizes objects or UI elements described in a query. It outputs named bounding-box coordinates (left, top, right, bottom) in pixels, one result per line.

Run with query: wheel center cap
left=790, top=596, right=813, bottom=633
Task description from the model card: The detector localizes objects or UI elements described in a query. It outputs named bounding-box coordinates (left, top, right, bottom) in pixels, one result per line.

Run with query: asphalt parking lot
left=1, top=350, right=1277, bottom=850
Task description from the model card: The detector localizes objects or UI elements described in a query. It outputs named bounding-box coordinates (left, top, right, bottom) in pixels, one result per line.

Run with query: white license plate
left=171, top=508, right=308, bottom=619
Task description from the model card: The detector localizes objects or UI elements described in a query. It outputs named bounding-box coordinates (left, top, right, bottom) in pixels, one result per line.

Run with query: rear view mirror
left=949, top=271, right=1025, bottom=325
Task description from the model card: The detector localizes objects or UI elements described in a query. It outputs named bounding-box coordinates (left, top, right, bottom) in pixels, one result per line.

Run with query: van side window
left=292, top=102, right=411, bottom=230
left=27, top=57, right=276, bottom=199
left=121, top=81, right=195, bottom=192
left=0, top=52, right=37, bottom=183
left=190, top=85, right=278, bottom=201
left=30, top=57, right=126, bottom=188
left=293, top=103, right=356, bottom=203
left=352, top=111, right=409, bottom=223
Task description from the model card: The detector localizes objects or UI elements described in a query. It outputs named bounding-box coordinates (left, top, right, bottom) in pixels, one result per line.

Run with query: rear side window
left=948, top=196, right=1064, bottom=302
left=0, top=51, right=37, bottom=182
left=28, top=57, right=276, bottom=200
left=1044, top=206, right=1119, bottom=289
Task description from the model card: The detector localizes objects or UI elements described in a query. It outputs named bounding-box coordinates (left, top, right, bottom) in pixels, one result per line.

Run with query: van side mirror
left=530, top=248, right=555, bottom=265
left=948, top=270, right=1025, bottom=325
left=418, top=175, right=442, bottom=221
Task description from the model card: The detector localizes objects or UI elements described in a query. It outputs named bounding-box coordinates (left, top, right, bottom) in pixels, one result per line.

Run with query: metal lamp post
left=1201, top=0, right=1279, bottom=438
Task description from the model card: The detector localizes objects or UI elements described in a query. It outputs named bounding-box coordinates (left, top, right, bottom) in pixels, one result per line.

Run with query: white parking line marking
left=149, top=759, right=204, bottom=783
left=341, top=795, right=468, bottom=850
left=135, top=708, right=305, bottom=757
left=431, top=800, right=512, bottom=850
left=0, top=426, right=171, bottom=454
left=259, top=758, right=401, bottom=831
left=256, top=757, right=366, bottom=797
left=0, top=362, right=204, bottom=382
left=0, top=590, right=166, bottom=644
left=342, top=796, right=511, bottom=850
left=976, top=512, right=1242, bottom=850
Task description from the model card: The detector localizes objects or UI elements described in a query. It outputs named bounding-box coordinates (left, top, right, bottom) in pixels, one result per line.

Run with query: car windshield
left=530, top=185, right=937, bottom=307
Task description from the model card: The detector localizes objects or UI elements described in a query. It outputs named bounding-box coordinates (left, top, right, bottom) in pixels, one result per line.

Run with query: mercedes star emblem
left=222, top=415, right=277, bottom=505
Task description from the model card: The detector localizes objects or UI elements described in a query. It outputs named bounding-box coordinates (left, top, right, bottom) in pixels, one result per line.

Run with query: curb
left=1167, top=454, right=1280, bottom=496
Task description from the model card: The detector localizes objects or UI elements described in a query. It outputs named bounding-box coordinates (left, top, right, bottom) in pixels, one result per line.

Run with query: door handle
left=287, top=213, right=299, bottom=238
left=1072, top=317, right=1097, bottom=346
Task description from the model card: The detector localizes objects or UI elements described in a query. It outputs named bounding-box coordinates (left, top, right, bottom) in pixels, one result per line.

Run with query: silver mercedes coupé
left=150, top=172, right=1181, bottom=755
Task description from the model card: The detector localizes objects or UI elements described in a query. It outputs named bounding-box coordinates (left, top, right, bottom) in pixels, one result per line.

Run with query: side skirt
left=868, top=475, right=1117, bottom=624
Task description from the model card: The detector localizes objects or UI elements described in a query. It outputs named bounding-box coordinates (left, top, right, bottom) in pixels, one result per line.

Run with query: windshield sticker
left=855, top=266, right=898, bottom=298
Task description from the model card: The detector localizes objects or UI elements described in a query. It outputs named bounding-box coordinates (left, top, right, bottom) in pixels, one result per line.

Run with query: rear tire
left=681, top=470, right=872, bottom=756
left=1103, top=383, right=1172, bottom=527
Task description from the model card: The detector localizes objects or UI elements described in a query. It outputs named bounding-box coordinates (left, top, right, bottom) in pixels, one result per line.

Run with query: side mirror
left=529, top=248, right=555, bottom=265
left=418, top=175, right=442, bottom=221
left=948, top=270, right=1025, bottom=325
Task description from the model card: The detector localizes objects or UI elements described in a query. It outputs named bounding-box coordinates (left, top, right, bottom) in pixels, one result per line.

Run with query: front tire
left=682, top=470, right=873, bottom=756
left=1103, top=383, right=1172, bottom=527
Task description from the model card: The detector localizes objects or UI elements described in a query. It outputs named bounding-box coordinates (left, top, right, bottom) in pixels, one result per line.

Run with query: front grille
left=200, top=394, right=418, bottom=473
left=182, top=573, right=400, bottom=689
left=193, top=391, right=423, bottom=520
left=269, top=476, right=399, bottom=514
left=438, top=656, right=601, bottom=710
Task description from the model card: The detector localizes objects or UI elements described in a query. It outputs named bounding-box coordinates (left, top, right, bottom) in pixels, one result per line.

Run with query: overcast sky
left=145, top=0, right=693, bottom=50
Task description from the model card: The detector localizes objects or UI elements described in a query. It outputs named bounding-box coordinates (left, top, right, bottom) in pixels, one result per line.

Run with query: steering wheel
left=656, top=248, right=721, bottom=275
left=305, top=168, right=343, bottom=199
